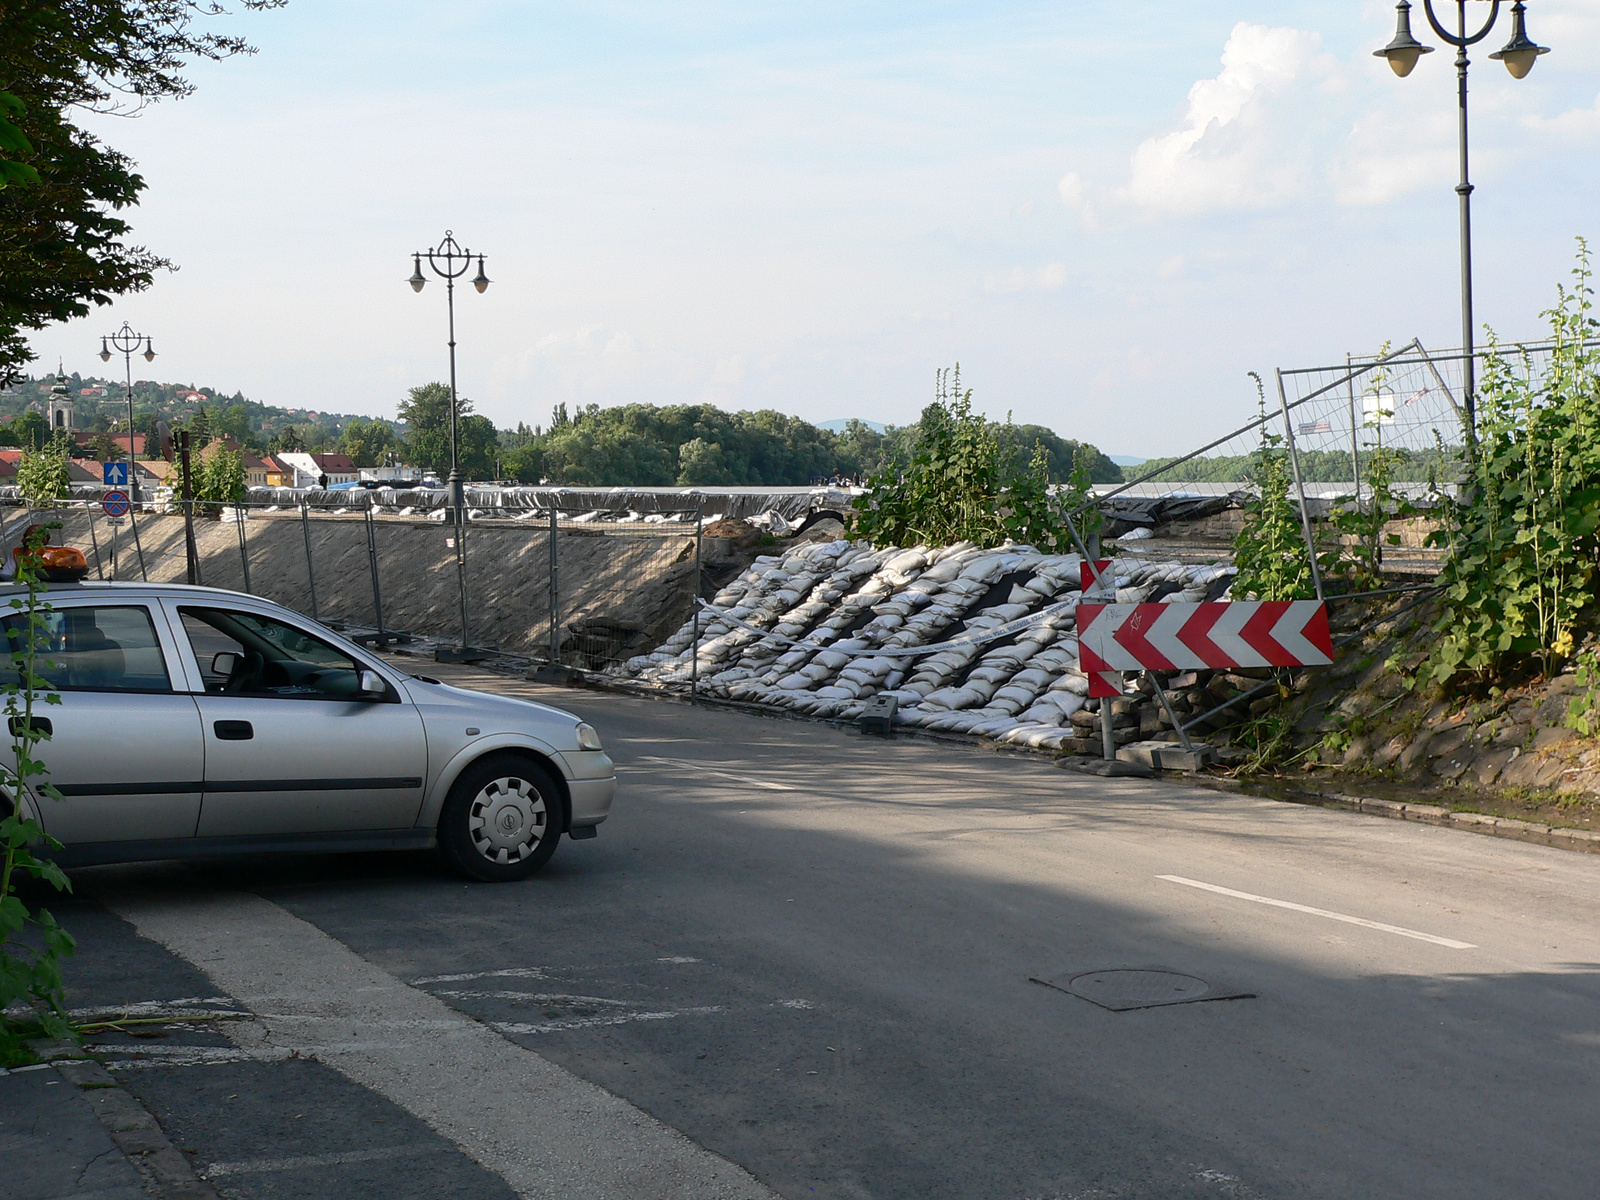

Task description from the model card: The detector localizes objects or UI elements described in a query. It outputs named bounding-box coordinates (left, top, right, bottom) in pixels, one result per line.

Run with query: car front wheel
left=438, top=755, right=563, bottom=881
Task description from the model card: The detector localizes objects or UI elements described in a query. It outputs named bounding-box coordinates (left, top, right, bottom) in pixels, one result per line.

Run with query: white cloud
left=1331, top=104, right=1456, bottom=206
left=985, top=263, right=1069, bottom=292
left=1527, top=91, right=1600, bottom=138
left=1120, top=21, right=1324, bottom=215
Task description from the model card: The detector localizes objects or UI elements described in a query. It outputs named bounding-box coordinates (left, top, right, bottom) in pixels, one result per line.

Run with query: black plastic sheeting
left=1099, top=491, right=1252, bottom=534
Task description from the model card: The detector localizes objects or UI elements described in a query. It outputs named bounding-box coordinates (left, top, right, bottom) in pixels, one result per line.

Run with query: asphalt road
left=44, top=664, right=1600, bottom=1199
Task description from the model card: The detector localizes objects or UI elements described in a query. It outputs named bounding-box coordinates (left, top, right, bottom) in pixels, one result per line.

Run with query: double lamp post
left=408, top=230, right=490, bottom=659
left=98, top=322, right=155, bottom=501
left=1373, top=0, right=1550, bottom=429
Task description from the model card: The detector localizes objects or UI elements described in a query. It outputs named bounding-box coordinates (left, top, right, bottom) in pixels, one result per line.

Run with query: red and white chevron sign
left=1077, top=601, right=1334, bottom=673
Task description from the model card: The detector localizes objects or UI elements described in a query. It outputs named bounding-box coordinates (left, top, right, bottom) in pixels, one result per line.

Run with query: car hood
left=401, top=675, right=583, bottom=730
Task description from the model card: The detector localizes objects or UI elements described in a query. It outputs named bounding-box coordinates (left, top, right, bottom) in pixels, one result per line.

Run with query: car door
left=166, top=603, right=428, bottom=837
left=3, top=600, right=205, bottom=846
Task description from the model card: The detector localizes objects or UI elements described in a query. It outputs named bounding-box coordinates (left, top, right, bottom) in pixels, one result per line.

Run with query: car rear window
left=0, top=605, right=173, bottom=693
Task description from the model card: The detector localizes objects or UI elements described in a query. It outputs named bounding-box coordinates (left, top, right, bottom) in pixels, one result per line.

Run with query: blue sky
left=31, top=1, right=1600, bottom=458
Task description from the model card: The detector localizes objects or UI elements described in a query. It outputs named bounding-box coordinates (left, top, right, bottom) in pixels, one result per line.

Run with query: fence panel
left=551, top=507, right=702, bottom=674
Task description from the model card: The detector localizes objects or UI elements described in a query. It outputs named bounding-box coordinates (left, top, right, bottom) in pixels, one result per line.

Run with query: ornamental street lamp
left=1374, top=0, right=1549, bottom=432
left=408, top=230, right=490, bottom=657
left=98, top=322, right=156, bottom=501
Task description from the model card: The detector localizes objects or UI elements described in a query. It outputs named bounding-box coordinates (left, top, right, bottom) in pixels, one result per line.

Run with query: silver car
left=0, top=581, right=615, bottom=881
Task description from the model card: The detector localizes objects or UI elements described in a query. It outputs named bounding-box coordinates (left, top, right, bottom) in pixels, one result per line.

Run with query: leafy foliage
left=397, top=382, right=498, bottom=480
left=1427, top=242, right=1600, bottom=685
left=0, top=1, right=281, bottom=383
left=0, top=526, right=75, bottom=1066
left=196, top=442, right=244, bottom=507
left=850, top=366, right=1090, bottom=552
left=1230, top=374, right=1317, bottom=601
left=15, top=443, right=69, bottom=502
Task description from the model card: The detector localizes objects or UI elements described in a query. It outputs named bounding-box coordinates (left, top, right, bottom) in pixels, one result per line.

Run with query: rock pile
left=621, top=538, right=1245, bottom=754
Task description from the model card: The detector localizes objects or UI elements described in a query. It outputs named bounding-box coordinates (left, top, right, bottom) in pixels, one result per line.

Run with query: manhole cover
left=1030, top=967, right=1254, bottom=1011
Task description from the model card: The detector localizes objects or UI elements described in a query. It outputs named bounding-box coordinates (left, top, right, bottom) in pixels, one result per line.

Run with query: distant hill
left=1109, top=455, right=1146, bottom=467
left=1, top=371, right=395, bottom=451
left=817, top=419, right=889, bottom=433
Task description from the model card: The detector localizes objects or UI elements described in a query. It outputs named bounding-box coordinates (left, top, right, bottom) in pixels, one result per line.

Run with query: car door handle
left=8, top=716, right=51, bottom=738
left=214, top=720, right=254, bottom=741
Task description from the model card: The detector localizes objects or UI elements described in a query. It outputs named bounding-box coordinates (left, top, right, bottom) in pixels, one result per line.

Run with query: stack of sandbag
left=619, top=539, right=1238, bottom=753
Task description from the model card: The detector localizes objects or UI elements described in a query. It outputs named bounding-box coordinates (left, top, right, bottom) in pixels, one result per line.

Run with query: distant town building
left=78, top=387, right=107, bottom=397
left=277, top=451, right=358, bottom=487
left=47, top=372, right=74, bottom=432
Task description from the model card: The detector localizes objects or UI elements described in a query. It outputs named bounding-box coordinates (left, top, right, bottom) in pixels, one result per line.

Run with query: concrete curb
left=1317, top=791, right=1600, bottom=853
left=26, top=1040, right=219, bottom=1200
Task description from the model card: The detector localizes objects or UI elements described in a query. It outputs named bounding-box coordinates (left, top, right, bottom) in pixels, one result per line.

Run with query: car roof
left=0, top=580, right=285, bottom=604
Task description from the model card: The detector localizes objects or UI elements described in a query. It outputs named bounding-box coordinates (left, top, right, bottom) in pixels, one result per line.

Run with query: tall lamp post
left=98, top=322, right=155, bottom=500
left=1374, top=0, right=1549, bottom=432
left=408, top=230, right=490, bottom=658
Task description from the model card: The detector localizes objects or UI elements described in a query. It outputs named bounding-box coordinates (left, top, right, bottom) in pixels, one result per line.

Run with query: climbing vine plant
left=852, top=366, right=1089, bottom=551
left=1427, top=239, right=1600, bottom=686
left=0, top=526, right=74, bottom=1065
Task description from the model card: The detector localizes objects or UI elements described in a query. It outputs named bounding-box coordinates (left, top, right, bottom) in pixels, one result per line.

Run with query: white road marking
left=410, top=967, right=549, bottom=985
left=206, top=1145, right=427, bottom=1177
left=68, top=997, right=239, bottom=1019
left=98, top=887, right=778, bottom=1200
left=492, top=1006, right=725, bottom=1035
left=631, top=756, right=796, bottom=791
left=1158, top=875, right=1477, bottom=949
left=432, top=990, right=634, bottom=1006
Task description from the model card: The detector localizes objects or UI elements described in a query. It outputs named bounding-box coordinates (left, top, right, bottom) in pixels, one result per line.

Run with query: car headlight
left=575, top=722, right=604, bottom=751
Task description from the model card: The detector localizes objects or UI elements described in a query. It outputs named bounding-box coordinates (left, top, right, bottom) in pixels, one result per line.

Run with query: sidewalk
left=2, top=1043, right=216, bottom=1200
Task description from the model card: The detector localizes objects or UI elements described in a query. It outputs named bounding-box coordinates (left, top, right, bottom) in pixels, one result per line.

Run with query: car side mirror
left=358, top=669, right=387, bottom=698
left=212, top=651, right=240, bottom=677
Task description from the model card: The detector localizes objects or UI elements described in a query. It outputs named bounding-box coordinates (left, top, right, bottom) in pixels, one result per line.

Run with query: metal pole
left=108, top=514, right=117, bottom=580
left=1275, top=368, right=1325, bottom=601
left=234, top=502, right=252, bottom=593
left=125, top=347, right=139, bottom=504
left=547, top=507, right=560, bottom=665
left=127, top=504, right=148, bottom=581
left=83, top=501, right=104, bottom=580
left=1347, top=352, right=1363, bottom=507
left=1101, top=702, right=1117, bottom=762
left=455, top=503, right=471, bottom=653
left=446, top=271, right=462, bottom=536
left=692, top=503, right=702, bottom=701
left=365, top=498, right=385, bottom=642
left=1452, top=0, right=1476, bottom=432
left=179, top=432, right=198, bottom=586
left=300, top=501, right=320, bottom=622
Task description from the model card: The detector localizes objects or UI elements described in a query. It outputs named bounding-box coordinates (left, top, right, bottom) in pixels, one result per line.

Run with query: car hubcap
left=468, top=776, right=547, bottom=864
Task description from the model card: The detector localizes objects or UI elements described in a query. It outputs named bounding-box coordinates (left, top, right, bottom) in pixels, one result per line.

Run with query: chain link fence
left=0, top=497, right=705, bottom=673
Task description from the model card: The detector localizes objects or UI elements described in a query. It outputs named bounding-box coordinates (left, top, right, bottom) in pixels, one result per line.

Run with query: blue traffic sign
left=102, top=490, right=131, bottom=518
left=103, top=461, right=129, bottom=488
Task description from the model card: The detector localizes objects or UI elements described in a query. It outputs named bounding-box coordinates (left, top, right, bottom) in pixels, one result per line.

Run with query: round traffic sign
left=102, top=490, right=131, bottom=518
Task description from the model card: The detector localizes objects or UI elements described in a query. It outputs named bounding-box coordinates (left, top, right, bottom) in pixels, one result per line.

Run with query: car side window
left=178, top=608, right=369, bottom=700
left=0, top=605, right=173, bottom=693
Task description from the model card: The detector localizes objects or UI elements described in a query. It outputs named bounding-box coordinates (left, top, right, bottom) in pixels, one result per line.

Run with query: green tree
left=196, top=442, right=244, bottom=507
left=0, top=1, right=281, bottom=384
left=7, top=410, right=47, bottom=451
left=16, top=444, right=70, bottom=502
left=851, top=365, right=1079, bottom=551
left=88, top=431, right=123, bottom=461
left=339, top=416, right=398, bottom=468
left=399, top=383, right=497, bottom=478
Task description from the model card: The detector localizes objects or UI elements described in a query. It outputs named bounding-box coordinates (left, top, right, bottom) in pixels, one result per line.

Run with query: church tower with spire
left=46, top=364, right=75, bottom=433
